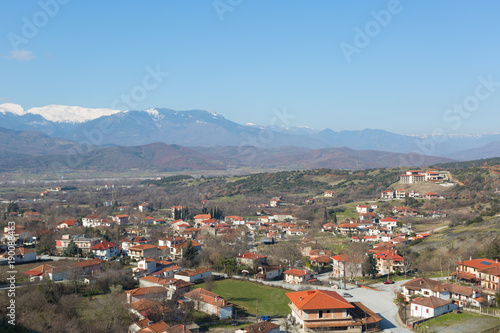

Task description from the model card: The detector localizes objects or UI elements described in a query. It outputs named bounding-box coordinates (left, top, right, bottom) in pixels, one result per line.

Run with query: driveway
left=221, top=273, right=411, bottom=332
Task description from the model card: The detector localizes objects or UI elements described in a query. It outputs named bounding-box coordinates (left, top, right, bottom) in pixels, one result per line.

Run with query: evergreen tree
left=64, top=240, right=81, bottom=257
left=184, top=241, right=198, bottom=262
left=363, top=253, right=378, bottom=278
left=333, top=212, right=337, bottom=224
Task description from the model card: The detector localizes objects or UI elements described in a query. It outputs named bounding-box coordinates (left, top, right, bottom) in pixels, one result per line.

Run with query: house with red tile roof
left=355, top=205, right=371, bottom=214
left=55, top=219, right=80, bottom=229
left=392, top=206, right=419, bottom=216
left=283, top=269, right=314, bottom=284
left=193, top=214, right=211, bottom=224
left=139, top=276, right=193, bottom=299
left=336, top=222, right=359, bottom=234
left=128, top=244, right=158, bottom=260
left=174, top=267, right=212, bottom=283
left=401, top=278, right=443, bottom=300
left=184, top=288, right=233, bottom=319
left=380, top=190, right=395, bottom=199
left=0, top=247, right=36, bottom=264
left=454, top=258, right=500, bottom=292
left=331, top=254, right=365, bottom=280
left=374, top=251, right=403, bottom=275
left=410, top=296, right=457, bottom=319
left=286, top=289, right=381, bottom=332
left=126, top=298, right=173, bottom=320
left=236, top=252, right=267, bottom=267
left=90, top=240, right=119, bottom=260
left=126, top=286, right=170, bottom=304
left=433, top=283, right=485, bottom=307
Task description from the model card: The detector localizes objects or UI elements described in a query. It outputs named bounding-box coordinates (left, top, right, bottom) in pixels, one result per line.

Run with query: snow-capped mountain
left=0, top=103, right=122, bottom=123
left=0, top=103, right=499, bottom=160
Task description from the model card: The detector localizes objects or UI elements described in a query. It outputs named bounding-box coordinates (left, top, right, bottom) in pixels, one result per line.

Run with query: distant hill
left=0, top=142, right=227, bottom=172
left=1, top=104, right=500, bottom=158
left=0, top=127, right=454, bottom=172
left=433, top=157, right=500, bottom=170
left=0, top=127, right=79, bottom=156
left=445, top=141, right=500, bottom=161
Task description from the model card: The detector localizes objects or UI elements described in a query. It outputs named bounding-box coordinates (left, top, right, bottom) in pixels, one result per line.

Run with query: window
left=318, top=310, right=323, bottom=318
left=426, top=309, right=429, bottom=314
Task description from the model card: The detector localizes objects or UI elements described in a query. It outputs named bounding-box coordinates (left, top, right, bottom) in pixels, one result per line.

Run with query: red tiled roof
left=286, top=289, right=354, bottom=310
left=129, top=244, right=157, bottom=251
left=237, top=252, right=266, bottom=260
left=411, top=296, right=450, bottom=309
left=90, top=240, right=117, bottom=250
left=284, top=269, right=311, bottom=277
left=125, top=286, right=168, bottom=296
left=458, top=258, right=500, bottom=270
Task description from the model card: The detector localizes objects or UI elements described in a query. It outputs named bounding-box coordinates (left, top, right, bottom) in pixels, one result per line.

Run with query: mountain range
left=0, top=103, right=499, bottom=171
left=0, top=128, right=452, bottom=173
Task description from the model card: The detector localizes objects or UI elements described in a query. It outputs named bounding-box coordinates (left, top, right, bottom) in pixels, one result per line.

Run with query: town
left=1, top=161, right=500, bottom=333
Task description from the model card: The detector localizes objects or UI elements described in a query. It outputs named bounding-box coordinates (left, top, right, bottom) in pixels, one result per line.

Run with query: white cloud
left=1, top=49, right=35, bottom=61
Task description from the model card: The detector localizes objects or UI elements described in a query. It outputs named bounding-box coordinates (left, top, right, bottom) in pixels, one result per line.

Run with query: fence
left=463, top=306, right=500, bottom=317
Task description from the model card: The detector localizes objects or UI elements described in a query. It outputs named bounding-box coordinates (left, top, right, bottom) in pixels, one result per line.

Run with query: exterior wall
left=285, top=273, right=311, bottom=284
left=15, top=251, right=36, bottom=263
left=411, top=303, right=457, bottom=319
left=264, top=269, right=282, bottom=280
left=219, top=306, right=233, bottom=320
left=175, top=271, right=212, bottom=282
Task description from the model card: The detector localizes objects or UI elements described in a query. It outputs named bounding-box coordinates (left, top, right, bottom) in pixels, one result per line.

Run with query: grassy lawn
left=421, top=311, right=500, bottom=333
left=195, top=279, right=292, bottom=317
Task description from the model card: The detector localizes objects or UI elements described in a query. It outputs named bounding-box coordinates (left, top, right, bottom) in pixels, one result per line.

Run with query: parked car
left=342, top=293, right=353, bottom=298
left=258, top=315, right=271, bottom=322
left=383, top=280, right=394, bottom=284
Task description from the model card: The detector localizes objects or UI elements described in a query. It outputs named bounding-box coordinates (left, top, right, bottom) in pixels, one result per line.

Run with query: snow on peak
left=0, top=103, right=27, bottom=116
left=208, top=110, right=220, bottom=117
left=144, top=108, right=164, bottom=121
left=25, top=105, right=123, bottom=123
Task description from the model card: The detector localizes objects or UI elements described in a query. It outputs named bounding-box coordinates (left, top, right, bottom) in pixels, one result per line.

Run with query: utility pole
left=256, top=298, right=259, bottom=322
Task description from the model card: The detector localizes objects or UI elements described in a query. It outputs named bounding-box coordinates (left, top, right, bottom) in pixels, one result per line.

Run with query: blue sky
left=1, top=0, right=499, bottom=135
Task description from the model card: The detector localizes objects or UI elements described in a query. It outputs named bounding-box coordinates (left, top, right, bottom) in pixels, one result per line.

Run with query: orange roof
left=23, top=264, right=56, bottom=276
left=237, top=252, right=266, bottom=260
left=126, top=286, right=168, bottom=296
left=458, top=258, right=500, bottom=270
left=194, top=214, right=211, bottom=219
left=286, top=289, right=354, bottom=310
left=56, top=219, right=79, bottom=226
left=129, top=244, right=157, bottom=251
left=411, top=296, right=450, bottom=309
left=284, top=269, right=311, bottom=277
left=72, top=258, right=103, bottom=268
left=185, top=288, right=229, bottom=307
left=90, top=240, right=117, bottom=250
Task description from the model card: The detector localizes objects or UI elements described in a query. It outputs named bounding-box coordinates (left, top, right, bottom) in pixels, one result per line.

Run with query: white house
left=410, top=296, right=457, bottom=319
left=174, top=267, right=212, bottom=283
left=0, top=247, right=36, bottom=264
left=90, top=241, right=119, bottom=260
left=379, top=218, right=399, bottom=231
left=283, top=269, right=313, bottom=284
left=356, top=205, right=371, bottom=214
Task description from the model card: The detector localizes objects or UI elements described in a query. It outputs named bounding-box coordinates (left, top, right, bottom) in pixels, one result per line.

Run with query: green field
left=419, top=311, right=500, bottom=333
left=196, top=279, right=292, bottom=317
